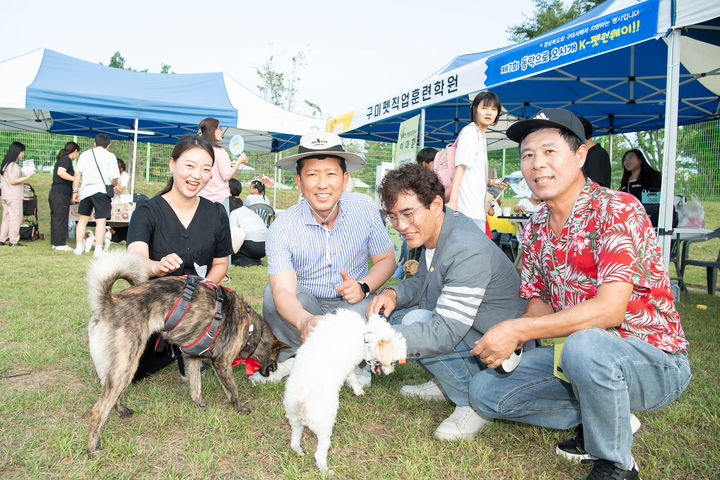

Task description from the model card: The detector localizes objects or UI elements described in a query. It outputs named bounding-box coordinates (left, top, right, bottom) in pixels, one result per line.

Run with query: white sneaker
left=249, top=357, right=294, bottom=385
left=73, top=247, right=83, bottom=255
left=433, top=406, right=493, bottom=441
left=351, top=365, right=372, bottom=387
left=400, top=380, right=447, bottom=401
left=53, top=245, right=73, bottom=252
left=93, top=248, right=105, bottom=257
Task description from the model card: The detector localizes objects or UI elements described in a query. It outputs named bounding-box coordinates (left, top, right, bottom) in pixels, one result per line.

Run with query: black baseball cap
left=506, top=108, right=585, bottom=145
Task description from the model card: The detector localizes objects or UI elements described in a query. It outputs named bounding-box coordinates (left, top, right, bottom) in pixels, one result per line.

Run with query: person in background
left=114, top=159, right=133, bottom=203
left=197, top=117, right=248, bottom=281
left=470, top=109, right=689, bottom=480
left=48, top=141, right=79, bottom=251
left=513, top=191, right=543, bottom=215
left=72, top=134, right=120, bottom=257
left=228, top=178, right=244, bottom=211
left=448, top=91, right=507, bottom=235
left=0, top=141, right=32, bottom=247
left=127, top=134, right=232, bottom=380
left=579, top=117, right=611, bottom=188
left=229, top=204, right=268, bottom=267
left=244, top=179, right=270, bottom=207
left=416, top=147, right=438, bottom=169
left=197, top=117, right=248, bottom=213
left=619, top=149, right=661, bottom=201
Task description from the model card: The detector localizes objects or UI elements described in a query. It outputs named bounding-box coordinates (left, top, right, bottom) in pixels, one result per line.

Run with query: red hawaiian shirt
left=520, top=181, right=687, bottom=354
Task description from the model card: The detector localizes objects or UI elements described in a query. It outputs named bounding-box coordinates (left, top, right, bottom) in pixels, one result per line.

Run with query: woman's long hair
left=620, top=149, right=660, bottom=190
left=197, top=117, right=220, bottom=148
left=56, top=141, right=79, bottom=161
left=2, top=141, right=26, bottom=174
left=157, top=135, right=215, bottom=196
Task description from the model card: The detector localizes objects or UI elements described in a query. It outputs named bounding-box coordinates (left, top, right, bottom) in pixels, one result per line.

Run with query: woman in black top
left=619, top=149, right=662, bottom=200
left=126, top=134, right=232, bottom=380
left=48, top=141, right=79, bottom=250
left=127, top=135, right=232, bottom=283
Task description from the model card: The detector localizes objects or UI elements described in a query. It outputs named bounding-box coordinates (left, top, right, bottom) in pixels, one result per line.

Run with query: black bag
left=91, top=149, right=114, bottom=198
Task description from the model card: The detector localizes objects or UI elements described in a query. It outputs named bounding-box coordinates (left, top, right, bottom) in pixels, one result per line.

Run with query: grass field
left=0, top=174, right=718, bottom=479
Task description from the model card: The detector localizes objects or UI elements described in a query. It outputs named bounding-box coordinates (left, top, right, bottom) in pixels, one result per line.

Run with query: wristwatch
left=359, top=281, right=370, bottom=298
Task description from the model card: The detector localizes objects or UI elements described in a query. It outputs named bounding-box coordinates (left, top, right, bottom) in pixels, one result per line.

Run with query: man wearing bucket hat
left=467, top=109, right=690, bottom=480
left=250, top=132, right=395, bottom=385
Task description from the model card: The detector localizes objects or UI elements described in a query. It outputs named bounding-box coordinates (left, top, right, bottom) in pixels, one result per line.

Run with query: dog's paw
left=292, top=446, right=305, bottom=457
left=115, top=405, right=134, bottom=418
left=232, top=401, right=251, bottom=414
left=351, top=386, right=365, bottom=396
left=193, top=399, right=207, bottom=409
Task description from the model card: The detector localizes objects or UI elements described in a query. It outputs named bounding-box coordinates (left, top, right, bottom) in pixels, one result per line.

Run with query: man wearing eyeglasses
left=367, top=163, right=527, bottom=441
left=250, top=132, right=395, bottom=385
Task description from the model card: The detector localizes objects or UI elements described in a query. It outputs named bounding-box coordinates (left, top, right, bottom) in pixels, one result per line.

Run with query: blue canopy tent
left=331, top=0, right=720, bottom=265
left=0, top=48, right=322, bottom=197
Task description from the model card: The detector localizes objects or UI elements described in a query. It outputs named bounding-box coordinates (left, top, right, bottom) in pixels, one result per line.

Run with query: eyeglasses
left=384, top=205, right=424, bottom=227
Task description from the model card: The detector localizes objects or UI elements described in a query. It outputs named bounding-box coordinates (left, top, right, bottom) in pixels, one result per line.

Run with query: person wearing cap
left=467, top=109, right=690, bottom=480
left=367, top=163, right=527, bottom=441
left=250, top=132, right=395, bottom=385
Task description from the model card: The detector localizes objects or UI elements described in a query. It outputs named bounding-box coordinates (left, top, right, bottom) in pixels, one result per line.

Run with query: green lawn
left=0, top=174, right=718, bottom=479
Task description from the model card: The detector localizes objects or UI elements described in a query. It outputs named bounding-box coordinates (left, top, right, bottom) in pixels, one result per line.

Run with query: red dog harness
left=161, top=276, right=260, bottom=375
left=163, top=276, right=225, bottom=358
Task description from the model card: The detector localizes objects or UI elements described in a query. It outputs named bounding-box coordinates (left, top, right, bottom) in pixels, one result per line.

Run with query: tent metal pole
left=273, top=151, right=279, bottom=210
left=658, top=28, right=681, bottom=270
left=146, top=143, right=151, bottom=182
left=419, top=108, right=425, bottom=149
left=130, top=118, right=139, bottom=197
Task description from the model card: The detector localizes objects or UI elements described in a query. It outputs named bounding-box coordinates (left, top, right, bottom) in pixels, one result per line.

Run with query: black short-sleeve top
left=51, top=155, right=75, bottom=196
left=127, top=196, right=233, bottom=277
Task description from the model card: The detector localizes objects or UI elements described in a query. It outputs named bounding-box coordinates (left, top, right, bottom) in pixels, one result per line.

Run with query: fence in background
left=2, top=119, right=718, bottom=200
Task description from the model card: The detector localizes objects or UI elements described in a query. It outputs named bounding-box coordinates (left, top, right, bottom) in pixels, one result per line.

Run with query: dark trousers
left=48, top=189, right=71, bottom=246
left=232, top=240, right=266, bottom=266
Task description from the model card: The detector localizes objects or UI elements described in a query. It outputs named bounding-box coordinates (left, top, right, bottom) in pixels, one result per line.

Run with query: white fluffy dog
left=283, top=310, right=407, bottom=474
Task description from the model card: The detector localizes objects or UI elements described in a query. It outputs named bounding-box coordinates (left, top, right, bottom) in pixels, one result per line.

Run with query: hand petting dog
left=151, top=252, right=183, bottom=277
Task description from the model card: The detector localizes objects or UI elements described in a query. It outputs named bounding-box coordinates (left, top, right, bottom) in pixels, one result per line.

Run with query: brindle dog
left=86, top=251, right=286, bottom=456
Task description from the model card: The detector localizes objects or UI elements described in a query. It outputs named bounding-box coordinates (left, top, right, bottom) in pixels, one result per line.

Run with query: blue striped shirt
left=267, top=192, right=393, bottom=298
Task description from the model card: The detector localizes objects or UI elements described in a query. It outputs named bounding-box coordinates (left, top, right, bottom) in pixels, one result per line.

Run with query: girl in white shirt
left=448, top=91, right=505, bottom=232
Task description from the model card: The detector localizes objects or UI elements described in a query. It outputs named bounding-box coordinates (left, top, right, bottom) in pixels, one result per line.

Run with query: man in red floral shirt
left=468, top=109, right=691, bottom=480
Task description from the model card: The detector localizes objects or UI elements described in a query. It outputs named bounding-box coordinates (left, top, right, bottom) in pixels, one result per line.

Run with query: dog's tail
left=86, top=250, right=148, bottom=316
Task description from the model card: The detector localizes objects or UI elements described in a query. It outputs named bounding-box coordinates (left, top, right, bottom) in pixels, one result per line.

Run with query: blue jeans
left=469, top=329, right=691, bottom=469
left=390, top=308, right=483, bottom=407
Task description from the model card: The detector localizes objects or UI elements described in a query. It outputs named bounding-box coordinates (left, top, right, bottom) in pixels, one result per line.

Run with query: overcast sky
left=1, top=0, right=537, bottom=118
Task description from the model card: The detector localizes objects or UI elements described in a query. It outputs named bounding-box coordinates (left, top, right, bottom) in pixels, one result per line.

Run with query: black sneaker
left=556, top=424, right=588, bottom=462
left=585, top=459, right=639, bottom=480
left=557, top=415, right=641, bottom=463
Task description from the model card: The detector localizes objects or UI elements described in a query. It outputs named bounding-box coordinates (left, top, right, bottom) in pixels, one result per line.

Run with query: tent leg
left=658, top=29, right=681, bottom=270
left=419, top=108, right=425, bottom=149
left=130, top=118, right=139, bottom=197
left=273, top=152, right=278, bottom=210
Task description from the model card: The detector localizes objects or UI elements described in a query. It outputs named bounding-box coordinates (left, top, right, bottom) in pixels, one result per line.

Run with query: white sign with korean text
left=395, top=115, right=419, bottom=166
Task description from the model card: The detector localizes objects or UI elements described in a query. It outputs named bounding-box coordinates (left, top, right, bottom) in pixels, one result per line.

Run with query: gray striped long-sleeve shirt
left=393, top=209, right=527, bottom=360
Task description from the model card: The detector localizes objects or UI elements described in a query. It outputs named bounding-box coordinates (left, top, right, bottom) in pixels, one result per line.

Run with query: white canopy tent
left=0, top=48, right=323, bottom=198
